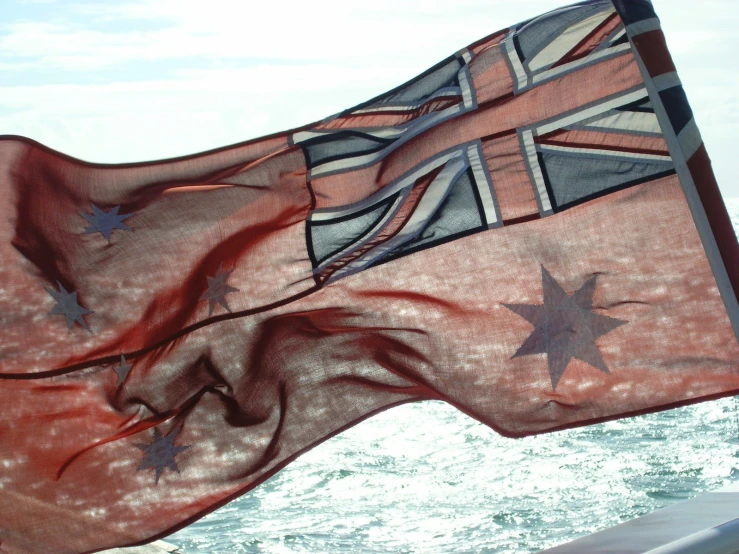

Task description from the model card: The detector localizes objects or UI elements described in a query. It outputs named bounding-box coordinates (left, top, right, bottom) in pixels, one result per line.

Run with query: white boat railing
left=105, top=540, right=179, bottom=554
left=539, top=482, right=739, bottom=554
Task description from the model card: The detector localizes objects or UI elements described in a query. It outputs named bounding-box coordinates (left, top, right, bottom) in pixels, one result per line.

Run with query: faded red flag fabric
left=1, top=1, right=739, bottom=552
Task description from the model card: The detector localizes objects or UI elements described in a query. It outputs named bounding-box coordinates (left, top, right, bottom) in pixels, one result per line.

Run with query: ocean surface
left=170, top=199, right=739, bottom=554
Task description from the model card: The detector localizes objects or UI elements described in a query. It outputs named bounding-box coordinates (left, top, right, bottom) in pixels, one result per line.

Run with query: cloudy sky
left=1, top=0, right=737, bottom=196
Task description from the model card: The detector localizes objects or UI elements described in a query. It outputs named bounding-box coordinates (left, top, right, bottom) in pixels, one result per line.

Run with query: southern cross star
left=46, top=282, right=93, bottom=331
left=135, top=427, right=190, bottom=485
left=113, top=355, right=133, bottom=386
left=504, top=266, right=627, bottom=390
left=80, top=203, right=133, bottom=242
left=200, top=264, right=239, bottom=316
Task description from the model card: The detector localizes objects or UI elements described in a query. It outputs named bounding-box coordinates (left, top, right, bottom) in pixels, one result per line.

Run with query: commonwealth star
left=504, top=266, right=627, bottom=390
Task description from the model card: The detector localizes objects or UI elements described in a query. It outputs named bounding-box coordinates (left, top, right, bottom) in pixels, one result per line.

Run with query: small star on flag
left=200, top=264, right=239, bottom=316
left=135, top=427, right=191, bottom=485
left=113, top=355, right=133, bottom=386
left=46, top=281, right=94, bottom=331
left=80, top=203, right=133, bottom=243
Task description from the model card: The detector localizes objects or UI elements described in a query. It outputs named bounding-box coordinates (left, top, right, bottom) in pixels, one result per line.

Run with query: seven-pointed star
left=200, top=264, right=239, bottom=316
left=80, top=203, right=133, bottom=243
left=46, top=282, right=94, bottom=331
left=135, top=427, right=191, bottom=485
left=503, top=266, right=627, bottom=390
left=113, top=355, right=133, bottom=386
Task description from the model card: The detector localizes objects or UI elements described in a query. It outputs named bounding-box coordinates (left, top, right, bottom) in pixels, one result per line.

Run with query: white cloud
left=0, top=63, right=415, bottom=161
left=1, top=1, right=570, bottom=70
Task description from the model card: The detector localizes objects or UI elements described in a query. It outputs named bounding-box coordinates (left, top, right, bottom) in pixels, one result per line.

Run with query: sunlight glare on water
left=170, top=199, right=739, bottom=553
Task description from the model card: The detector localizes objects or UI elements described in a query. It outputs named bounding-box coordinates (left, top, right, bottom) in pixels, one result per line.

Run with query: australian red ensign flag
left=1, top=0, right=738, bottom=552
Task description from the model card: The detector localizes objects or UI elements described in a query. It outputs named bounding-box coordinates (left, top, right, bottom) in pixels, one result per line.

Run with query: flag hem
left=612, top=0, right=739, bottom=344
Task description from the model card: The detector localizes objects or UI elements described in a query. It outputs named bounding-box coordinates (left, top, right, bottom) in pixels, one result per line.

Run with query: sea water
left=170, top=199, right=739, bottom=554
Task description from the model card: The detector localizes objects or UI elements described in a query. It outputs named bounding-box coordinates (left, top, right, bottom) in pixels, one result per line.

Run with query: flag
left=1, top=0, right=738, bottom=552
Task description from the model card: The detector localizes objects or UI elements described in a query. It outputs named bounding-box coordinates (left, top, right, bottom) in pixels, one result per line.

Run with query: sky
left=1, top=0, right=737, bottom=197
